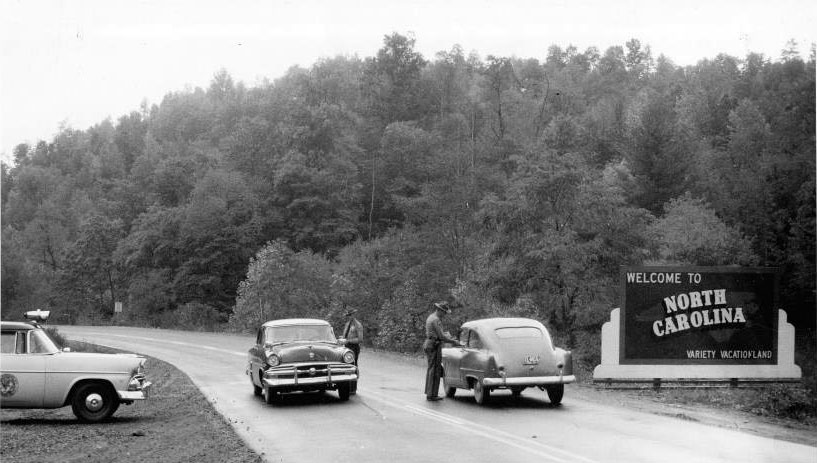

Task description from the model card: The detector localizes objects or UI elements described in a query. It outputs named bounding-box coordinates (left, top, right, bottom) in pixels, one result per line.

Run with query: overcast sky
left=1, top=0, right=815, bottom=163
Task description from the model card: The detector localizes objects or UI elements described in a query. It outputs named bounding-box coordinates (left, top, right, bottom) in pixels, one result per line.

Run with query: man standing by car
left=341, top=309, right=363, bottom=366
left=424, top=301, right=460, bottom=401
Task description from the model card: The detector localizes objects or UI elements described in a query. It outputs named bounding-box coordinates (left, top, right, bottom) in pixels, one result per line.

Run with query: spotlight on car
left=24, top=310, right=50, bottom=323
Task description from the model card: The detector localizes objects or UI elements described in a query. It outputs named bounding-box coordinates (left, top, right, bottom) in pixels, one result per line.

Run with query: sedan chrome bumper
left=117, top=381, right=152, bottom=401
left=482, top=375, right=576, bottom=387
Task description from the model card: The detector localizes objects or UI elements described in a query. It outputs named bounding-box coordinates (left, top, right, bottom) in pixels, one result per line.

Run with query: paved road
left=58, top=326, right=816, bottom=463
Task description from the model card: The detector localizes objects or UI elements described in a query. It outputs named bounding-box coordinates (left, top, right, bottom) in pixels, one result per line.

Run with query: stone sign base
left=592, top=309, right=802, bottom=382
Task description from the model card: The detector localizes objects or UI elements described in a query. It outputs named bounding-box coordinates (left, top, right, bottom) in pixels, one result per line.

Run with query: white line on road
left=361, top=387, right=600, bottom=463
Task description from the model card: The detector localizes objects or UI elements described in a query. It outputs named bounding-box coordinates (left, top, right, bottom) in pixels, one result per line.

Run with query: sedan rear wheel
left=71, top=382, right=119, bottom=422
left=443, top=375, right=456, bottom=398
left=546, top=384, right=564, bottom=405
left=473, top=379, right=490, bottom=405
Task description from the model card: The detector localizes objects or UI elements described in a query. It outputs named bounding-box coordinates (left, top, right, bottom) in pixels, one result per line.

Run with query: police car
left=0, top=310, right=152, bottom=422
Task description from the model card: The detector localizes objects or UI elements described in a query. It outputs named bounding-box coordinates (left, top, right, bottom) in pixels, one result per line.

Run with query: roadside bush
left=571, top=329, right=601, bottom=381
left=372, top=279, right=426, bottom=352
left=752, top=384, right=817, bottom=421
left=163, top=302, right=226, bottom=331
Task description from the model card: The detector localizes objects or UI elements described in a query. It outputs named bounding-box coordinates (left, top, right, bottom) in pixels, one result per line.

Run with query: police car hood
left=52, top=351, right=145, bottom=373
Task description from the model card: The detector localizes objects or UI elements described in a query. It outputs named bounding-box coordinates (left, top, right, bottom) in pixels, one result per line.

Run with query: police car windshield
left=30, top=330, right=60, bottom=354
left=266, top=325, right=336, bottom=344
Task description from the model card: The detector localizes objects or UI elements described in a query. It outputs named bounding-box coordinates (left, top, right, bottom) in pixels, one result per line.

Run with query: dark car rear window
left=495, top=327, right=543, bottom=339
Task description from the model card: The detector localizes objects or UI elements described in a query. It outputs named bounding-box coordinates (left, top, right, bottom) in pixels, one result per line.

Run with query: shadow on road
left=253, top=390, right=351, bottom=407
left=445, top=390, right=569, bottom=410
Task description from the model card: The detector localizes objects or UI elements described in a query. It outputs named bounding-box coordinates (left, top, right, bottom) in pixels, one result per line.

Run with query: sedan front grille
left=265, top=362, right=355, bottom=379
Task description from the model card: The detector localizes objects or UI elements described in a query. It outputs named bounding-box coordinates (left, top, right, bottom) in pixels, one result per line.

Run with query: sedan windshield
left=265, top=325, right=336, bottom=344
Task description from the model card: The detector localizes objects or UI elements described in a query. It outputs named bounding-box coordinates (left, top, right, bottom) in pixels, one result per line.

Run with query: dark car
left=247, top=318, right=358, bottom=404
left=442, top=317, right=575, bottom=405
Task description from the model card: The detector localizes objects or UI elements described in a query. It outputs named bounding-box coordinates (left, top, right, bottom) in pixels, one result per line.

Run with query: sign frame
left=593, top=266, right=801, bottom=383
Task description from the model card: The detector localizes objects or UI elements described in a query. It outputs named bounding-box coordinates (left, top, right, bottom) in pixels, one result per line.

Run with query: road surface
left=58, top=326, right=816, bottom=463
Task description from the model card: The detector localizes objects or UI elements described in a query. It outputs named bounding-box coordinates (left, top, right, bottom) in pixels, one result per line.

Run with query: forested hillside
left=2, top=34, right=814, bottom=363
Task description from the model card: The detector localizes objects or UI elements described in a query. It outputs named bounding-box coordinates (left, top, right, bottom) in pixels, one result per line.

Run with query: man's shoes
left=426, top=396, right=443, bottom=401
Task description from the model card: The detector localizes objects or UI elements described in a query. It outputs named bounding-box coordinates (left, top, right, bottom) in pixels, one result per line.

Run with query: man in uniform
left=341, top=309, right=363, bottom=366
left=423, top=301, right=460, bottom=401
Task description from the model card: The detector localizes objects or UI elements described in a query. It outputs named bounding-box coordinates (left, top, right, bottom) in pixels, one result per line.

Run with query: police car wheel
left=72, top=382, right=119, bottom=422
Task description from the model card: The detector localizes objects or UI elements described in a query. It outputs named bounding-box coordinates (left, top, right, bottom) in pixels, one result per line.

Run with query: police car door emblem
left=1, top=374, right=18, bottom=397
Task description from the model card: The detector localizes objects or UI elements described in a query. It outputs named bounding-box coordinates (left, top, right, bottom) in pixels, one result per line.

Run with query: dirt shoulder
left=0, top=351, right=264, bottom=463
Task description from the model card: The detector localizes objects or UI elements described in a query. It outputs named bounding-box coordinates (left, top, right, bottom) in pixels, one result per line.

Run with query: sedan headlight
left=342, top=351, right=355, bottom=364
left=266, top=352, right=281, bottom=367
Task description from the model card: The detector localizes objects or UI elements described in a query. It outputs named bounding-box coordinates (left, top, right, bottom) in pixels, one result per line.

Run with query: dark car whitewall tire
left=337, top=382, right=351, bottom=401
left=263, top=384, right=279, bottom=404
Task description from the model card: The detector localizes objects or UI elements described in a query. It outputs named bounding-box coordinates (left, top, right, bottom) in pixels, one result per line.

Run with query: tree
left=57, top=215, right=125, bottom=317
left=115, top=111, right=147, bottom=173
left=475, top=150, right=651, bottom=339
left=648, top=194, right=757, bottom=265
left=624, top=88, right=692, bottom=212
left=362, top=32, right=428, bottom=124
left=230, top=240, right=334, bottom=332
left=174, top=169, right=262, bottom=312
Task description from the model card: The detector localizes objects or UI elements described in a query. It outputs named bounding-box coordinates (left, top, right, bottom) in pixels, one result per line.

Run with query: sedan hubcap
left=85, top=393, right=104, bottom=412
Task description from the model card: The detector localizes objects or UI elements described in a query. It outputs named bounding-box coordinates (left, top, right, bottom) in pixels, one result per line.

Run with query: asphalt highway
left=57, top=326, right=816, bottom=463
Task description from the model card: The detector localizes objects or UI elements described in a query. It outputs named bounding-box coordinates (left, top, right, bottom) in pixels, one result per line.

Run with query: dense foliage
left=2, top=35, right=814, bottom=361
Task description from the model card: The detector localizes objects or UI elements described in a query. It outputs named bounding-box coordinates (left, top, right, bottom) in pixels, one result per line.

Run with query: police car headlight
left=266, top=352, right=281, bottom=367
left=342, top=351, right=355, bottom=364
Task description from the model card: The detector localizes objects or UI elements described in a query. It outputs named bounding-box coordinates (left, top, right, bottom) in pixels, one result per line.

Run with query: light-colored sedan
left=0, top=311, right=152, bottom=422
left=442, top=317, right=575, bottom=405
